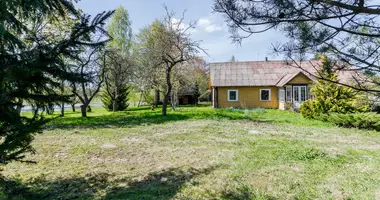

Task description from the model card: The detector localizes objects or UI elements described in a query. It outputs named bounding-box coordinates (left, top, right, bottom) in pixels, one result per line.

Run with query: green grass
left=3, top=106, right=380, bottom=199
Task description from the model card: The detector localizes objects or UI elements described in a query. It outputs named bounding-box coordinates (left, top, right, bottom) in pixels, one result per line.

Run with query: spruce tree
left=0, top=0, right=113, bottom=164
left=101, top=84, right=130, bottom=111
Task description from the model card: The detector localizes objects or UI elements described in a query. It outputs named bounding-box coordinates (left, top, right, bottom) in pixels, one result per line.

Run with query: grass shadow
left=1, top=165, right=220, bottom=200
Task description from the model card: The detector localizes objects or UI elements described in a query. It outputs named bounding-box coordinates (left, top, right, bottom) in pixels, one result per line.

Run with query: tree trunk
left=155, top=89, right=160, bottom=106
left=112, top=99, right=116, bottom=112
left=171, top=92, right=177, bottom=111
left=162, top=65, right=172, bottom=116
left=60, top=80, right=65, bottom=116
left=162, top=93, right=170, bottom=116
left=80, top=105, right=87, bottom=117
left=60, top=102, right=65, bottom=117
left=71, top=104, right=76, bottom=112
left=138, top=91, right=143, bottom=107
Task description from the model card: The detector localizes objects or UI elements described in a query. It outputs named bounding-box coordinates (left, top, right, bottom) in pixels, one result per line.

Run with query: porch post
left=212, top=87, right=218, bottom=108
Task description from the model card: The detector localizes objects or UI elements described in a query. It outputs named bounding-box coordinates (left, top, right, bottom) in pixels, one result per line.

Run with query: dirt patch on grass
left=120, top=137, right=148, bottom=143
left=55, top=148, right=68, bottom=158
left=248, top=130, right=262, bottom=134
left=356, top=143, right=380, bottom=150
left=235, top=121, right=271, bottom=126
left=101, top=143, right=117, bottom=149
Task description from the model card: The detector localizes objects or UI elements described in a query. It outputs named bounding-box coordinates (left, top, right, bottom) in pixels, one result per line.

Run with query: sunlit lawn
left=2, top=106, right=380, bottom=199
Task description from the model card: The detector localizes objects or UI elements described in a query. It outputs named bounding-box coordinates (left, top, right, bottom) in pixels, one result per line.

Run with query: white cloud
left=171, top=18, right=197, bottom=33
left=198, top=18, right=211, bottom=27
left=171, top=18, right=186, bottom=30
left=204, top=24, right=223, bottom=32
left=198, top=17, right=223, bottom=33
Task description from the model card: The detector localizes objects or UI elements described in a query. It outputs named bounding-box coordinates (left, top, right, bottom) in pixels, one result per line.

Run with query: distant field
left=3, top=106, right=380, bottom=199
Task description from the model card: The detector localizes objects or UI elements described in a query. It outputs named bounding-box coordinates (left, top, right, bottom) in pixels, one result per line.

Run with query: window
left=260, top=89, right=271, bottom=101
left=293, top=87, right=299, bottom=102
left=293, top=85, right=307, bottom=103
left=300, top=86, right=307, bottom=101
left=278, top=88, right=285, bottom=102
left=228, top=90, right=238, bottom=102
left=286, top=86, right=292, bottom=102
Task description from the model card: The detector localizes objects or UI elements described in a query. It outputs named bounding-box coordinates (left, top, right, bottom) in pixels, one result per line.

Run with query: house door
left=293, top=86, right=307, bottom=107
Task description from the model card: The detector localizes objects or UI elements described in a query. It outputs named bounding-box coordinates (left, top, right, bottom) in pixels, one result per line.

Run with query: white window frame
left=286, top=86, right=292, bottom=102
left=293, top=85, right=307, bottom=103
left=278, top=88, right=285, bottom=102
left=227, top=90, right=238, bottom=102
left=260, top=89, right=271, bottom=101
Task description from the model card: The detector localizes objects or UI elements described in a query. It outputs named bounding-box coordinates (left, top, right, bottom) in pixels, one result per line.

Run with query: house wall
left=288, top=73, right=313, bottom=84
left=216, top=86, right=279, bottom=108
left=278, top=101, right=286, bottom=110
left=183, top=96, right=189, bottom=105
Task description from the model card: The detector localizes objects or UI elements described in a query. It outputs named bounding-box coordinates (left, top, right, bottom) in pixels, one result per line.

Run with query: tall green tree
left=135, top=20, right=167, bottom=108
left=101, top=49, right=133, bottom=111
left=101, top=6, right=134, bottom=112
left=42, top=9, right=81, bottom=117
left=136, top=8, right=205, bottom=116
left=0, top=0, right=113, bottom=164
left=107, top=6, right=133, bottom=52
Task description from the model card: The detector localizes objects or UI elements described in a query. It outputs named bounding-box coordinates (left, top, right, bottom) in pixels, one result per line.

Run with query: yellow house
left=209, top=60, right=355, bottom=110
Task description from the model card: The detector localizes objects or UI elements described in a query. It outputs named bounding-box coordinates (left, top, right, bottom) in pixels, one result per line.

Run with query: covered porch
left=276, top=72, right=313, bottom=110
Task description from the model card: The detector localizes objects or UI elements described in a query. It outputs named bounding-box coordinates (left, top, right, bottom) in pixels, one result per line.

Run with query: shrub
left=300, top=100, right=315, bottom=118
left=300, top=55, right=365, bottom=118
left=323, top=112, right=380, bottom=131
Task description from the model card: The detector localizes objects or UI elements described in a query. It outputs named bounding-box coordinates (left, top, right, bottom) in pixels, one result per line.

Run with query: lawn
left=2, top=106, right=380, bottom=199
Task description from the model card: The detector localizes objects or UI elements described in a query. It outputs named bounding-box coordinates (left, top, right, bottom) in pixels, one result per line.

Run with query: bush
left=300, top=55, right=366, bottom=118
left=323, top=112, right=380, bottom=131
left=300, top=97, right=362, bottom=119
left=300, top=100, right=315, bottom=118
left=302, top=100, right=380, bottom=131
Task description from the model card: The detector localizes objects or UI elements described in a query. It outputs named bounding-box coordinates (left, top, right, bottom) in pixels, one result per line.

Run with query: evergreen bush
left=101, top=84, right=130, bottom=111
left=300, top=55, right=365, bottom=118
left=322, top=113, right=380, bottom=131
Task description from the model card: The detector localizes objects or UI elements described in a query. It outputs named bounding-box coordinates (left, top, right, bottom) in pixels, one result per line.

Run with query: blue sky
left=77, top=0, right=285, bottom=62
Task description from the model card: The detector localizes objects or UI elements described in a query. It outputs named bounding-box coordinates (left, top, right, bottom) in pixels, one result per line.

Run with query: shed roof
left=209, top=60, right=357, bottom=87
